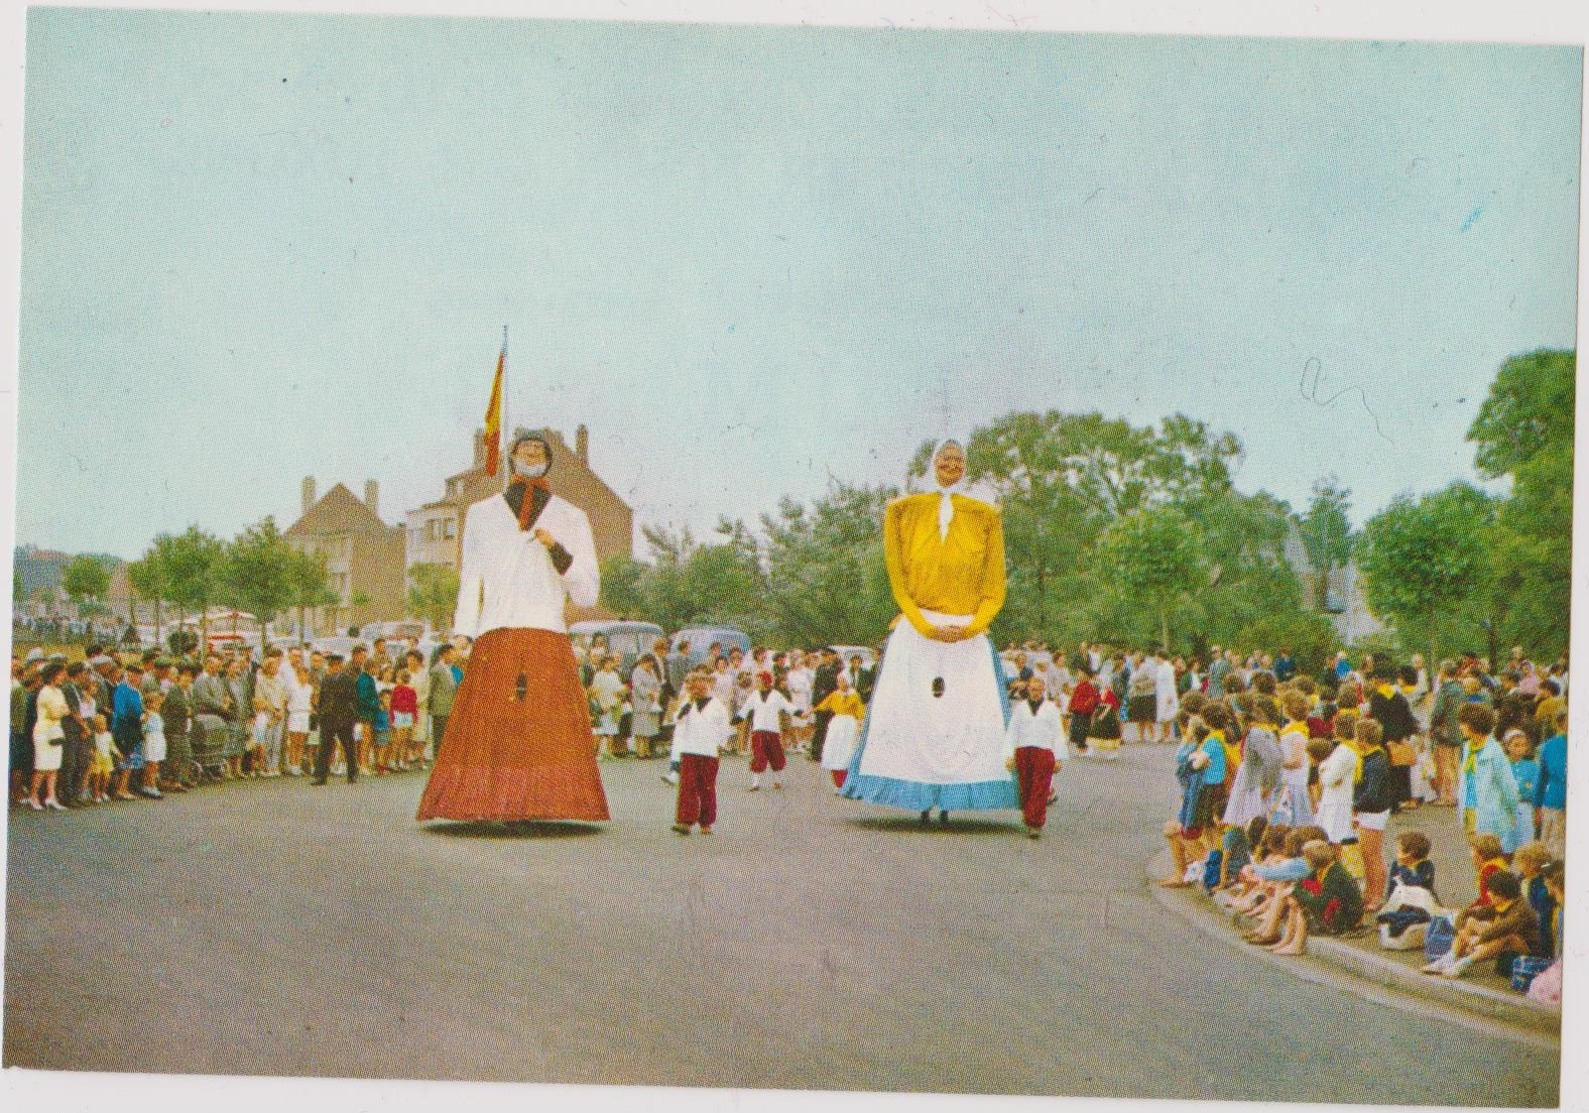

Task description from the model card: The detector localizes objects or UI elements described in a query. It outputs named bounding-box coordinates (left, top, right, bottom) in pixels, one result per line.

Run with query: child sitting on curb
left=1264, top=840, right=1365, bottom=956
left=1421, top=869, right=1539, bottom=979
left=1237, top=826, right=1331, bottom=938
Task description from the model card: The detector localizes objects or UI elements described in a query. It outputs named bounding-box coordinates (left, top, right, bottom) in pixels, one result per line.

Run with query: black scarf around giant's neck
left=504, top=479, right=552, bottom=532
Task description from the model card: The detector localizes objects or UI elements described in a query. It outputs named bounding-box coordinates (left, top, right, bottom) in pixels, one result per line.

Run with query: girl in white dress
left=1315, top=709, right=1361, bottom=843
left=141, top=691, right=167, bottom=798
left=286, top=663, right=314, bottom=775
left=816, top=672, right=866, bottom=792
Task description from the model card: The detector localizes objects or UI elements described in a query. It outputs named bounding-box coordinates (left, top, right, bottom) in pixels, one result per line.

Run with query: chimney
left=365, top=480, right=379, bottom=518
left=301, top=477, right=316, bottom=517
left=473, top=427, right=485, bottom=470
left=575, top=424, right=589, bottom=466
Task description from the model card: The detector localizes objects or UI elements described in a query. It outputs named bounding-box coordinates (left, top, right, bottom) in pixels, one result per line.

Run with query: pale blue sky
left=15, top=9, right=1582, bottom=558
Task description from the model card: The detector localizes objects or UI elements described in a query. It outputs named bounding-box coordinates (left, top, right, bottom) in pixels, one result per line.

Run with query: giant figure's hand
left=534, top=528, right=557, bottom=549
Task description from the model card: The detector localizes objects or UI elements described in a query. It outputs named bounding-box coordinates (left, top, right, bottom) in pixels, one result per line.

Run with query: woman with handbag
left=29, top=661, right=70, bottom=812
left=1368, top=666, right=1418, bottom=812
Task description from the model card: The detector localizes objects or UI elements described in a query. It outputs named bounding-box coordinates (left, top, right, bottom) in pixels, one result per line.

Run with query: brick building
left=405, top=424, right=633, bottom=623
left=285, top=478, right=406, bottom=636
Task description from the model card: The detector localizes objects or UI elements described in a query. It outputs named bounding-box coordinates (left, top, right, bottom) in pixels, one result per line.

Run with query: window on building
left=443, top=518, right=456, bottom=540
left=426, top=520, right=436, bottom=542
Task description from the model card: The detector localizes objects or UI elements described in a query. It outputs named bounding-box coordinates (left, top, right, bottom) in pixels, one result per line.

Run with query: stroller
left=186, top=713, right=238, bottom=783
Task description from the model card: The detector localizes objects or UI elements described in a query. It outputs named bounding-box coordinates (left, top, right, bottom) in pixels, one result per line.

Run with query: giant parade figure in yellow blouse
left=841, top=438, right=1018, bottom=824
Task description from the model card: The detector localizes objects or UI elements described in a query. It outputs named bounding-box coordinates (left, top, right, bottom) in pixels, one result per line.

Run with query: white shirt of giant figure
left=452, top=492, right=599, bottom=638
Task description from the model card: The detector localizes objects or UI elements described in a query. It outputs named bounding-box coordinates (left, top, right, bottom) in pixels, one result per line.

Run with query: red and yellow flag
left=482, top=345, right=504, bottom=476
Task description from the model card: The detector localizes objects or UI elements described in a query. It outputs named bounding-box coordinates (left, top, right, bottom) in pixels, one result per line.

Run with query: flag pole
left=500, top=324, right=510, bottom=494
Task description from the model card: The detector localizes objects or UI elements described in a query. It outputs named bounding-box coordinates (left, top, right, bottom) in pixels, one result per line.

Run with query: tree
left=62, top=553, right=111, bottom=608
left=62, top=554, right=113, bottom=634
left=221, top=517, right=298, bottom=653
left=126, top=545, right=170, bottom=643
left=1093, top=507, right=1208, bottom=651
left=759, top=481, right=899, bottom=646
left=598, top=555, right=648, bottom=620
left=1467, top=349, right=1575, bottom=657
left=1356, top=482, right=1497, bottom=669
left=408, top=562, right=461, bottom=633
left=680, top=519, right=767, bottom=636
left=909, top=410, right=1242, bottom=644
left=1297, top=476, right=1354, bottom=612
left=287, top=547, right=339, bottom=640
left=161, top=526, right=227, bottom=651
left=12, top=571, right=21, bottom=605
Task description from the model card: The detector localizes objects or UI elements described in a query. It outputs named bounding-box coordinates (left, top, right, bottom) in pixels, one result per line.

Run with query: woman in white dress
left=1153, top=649, right=1180, bottom=742
left=30, top=662, right=70, bottom=811
left=588, top=656, right=626, bottom=760
left=785, top=652, right=814, bottom=751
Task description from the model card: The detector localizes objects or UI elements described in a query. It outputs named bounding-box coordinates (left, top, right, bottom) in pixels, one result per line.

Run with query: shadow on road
left=841, top=815, right=1022, bottom=836
left=420, top=820, right=606, bottom=839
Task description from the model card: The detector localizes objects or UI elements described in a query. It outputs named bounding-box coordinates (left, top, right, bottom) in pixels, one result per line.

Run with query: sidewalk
left=1144, top=794, right=1562, bottom=1043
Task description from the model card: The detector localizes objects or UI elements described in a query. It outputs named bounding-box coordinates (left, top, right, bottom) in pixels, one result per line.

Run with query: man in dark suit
left=59, top=661, right=91, bottom=807
left=856, top=648, right=881, bottom=705
left=809, top=647, right=840, bottom=763
left=426, top=643, right=460, bottom=762
left=312, top=653, right=360, bottom=785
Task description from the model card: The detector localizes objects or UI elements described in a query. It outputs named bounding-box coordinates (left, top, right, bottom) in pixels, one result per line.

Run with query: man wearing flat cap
left=416, top=429, right=609, bottom=823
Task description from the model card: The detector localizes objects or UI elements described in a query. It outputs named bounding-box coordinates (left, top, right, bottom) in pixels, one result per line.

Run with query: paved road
left=3, top=744, right=1559, bottom=1105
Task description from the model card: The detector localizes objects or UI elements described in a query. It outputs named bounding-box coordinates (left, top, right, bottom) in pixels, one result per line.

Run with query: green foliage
left=759, top=482, right=899, bottom=647
left=221, top=517, right=297, bottom=643
left=12, top=571, right=22, bottom=603
left=1094, top=506, right=1208, bottom=649
left=1233, top=609, right=1341, bottom=679
left=1179, top=489, right=1314, bottom=651
left=1356, top=482, right=1497, bottom=662
left=624, top=521, right=769, bottom=637
left=62, top=554, right=112, bottom=606
left=1298, top=476, right=1354, bottom=611
left=407, top=562, right=461, bottom=632
left=597, top=554, right=649, bottom=620
left=1468, top=349, right=1575, bottom=480
left=161, top=526, right=226, bottom=622
left=126, top=550, right=167, bottom=606
left=127, top=542, right=171, bottom=636
left=1467, top=349, right=1574, bottom=657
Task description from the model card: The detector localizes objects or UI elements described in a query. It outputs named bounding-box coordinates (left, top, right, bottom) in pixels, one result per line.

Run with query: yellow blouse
left=883, top=492, right=1006, bottom=637
left=815, top=690, right=867, bottom=719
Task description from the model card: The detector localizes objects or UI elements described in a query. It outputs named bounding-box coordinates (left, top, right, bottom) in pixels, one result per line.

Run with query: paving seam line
left=1144, top=850, right=1560, bottom=1051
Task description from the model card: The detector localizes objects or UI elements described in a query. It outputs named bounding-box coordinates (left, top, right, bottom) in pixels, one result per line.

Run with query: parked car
left=309, top=635, right=363, bottom=661
left=570, top=620, right=667, bottom=675
left=829, top=645, right=877, bottom=670
left=671, top=626, right=752, bottom=668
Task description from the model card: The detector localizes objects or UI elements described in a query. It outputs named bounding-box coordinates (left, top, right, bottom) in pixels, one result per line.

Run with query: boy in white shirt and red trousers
left=736, top=671, right=795, bottom=791
left=1005, top=673, right=1068, bottom=838
left=670, top=672, right=733, bottom=835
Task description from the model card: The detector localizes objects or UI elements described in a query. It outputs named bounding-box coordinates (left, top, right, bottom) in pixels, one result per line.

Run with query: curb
left=1146, top=850, right=1561, bottom=1046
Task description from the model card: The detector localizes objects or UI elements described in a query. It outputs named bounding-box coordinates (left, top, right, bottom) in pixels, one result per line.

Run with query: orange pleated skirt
left=416, top=627, right=610, bottom=823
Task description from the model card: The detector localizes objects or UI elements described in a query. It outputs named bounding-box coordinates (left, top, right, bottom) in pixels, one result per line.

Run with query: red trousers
left=676, top=753, right=720, bottom=828
left=750, top=730, right=786, bottom=774
left=1015, top=746, right=1056, bottom=829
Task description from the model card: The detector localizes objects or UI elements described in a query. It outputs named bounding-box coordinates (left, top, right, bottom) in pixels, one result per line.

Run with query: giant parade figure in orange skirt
left=416, top=431, right=610, bottom=825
